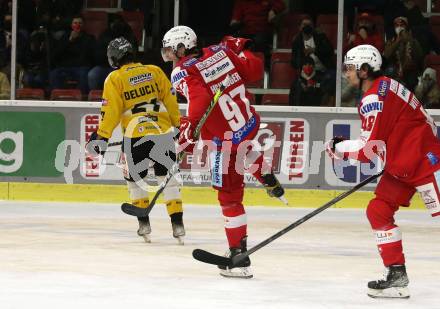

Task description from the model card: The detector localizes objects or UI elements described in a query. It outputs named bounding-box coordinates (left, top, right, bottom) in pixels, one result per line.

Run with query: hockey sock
left=221, top=202, right=247, bottom=248
left=166, top=199, right=183, bottom=216
left=374, top=225, right=405, bottom=266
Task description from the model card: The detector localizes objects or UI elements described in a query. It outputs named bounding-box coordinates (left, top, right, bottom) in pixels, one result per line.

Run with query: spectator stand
left=84, top=0, right=146, bottom=51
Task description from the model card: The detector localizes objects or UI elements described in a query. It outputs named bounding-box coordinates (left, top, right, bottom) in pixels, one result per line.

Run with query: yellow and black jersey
left=98, top=63, right=180, bottom=139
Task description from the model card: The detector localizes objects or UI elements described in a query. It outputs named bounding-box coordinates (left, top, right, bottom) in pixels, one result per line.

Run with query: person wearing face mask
left=49, top=15, right=95, bottom=97
left=415, top=67, right=440, bottom=109
left=88, top=15, right=138, bottom=91
left=346, top=12, right=384, bottom=53
left=291, top=16, right=335, bottom=105
left=289, top=56, right=325, bottom=106
left=383, top=16, right=424, bottom=92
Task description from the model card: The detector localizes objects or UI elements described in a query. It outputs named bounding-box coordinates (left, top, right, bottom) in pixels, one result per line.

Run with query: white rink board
left=0, top=201, right=439, bottom=309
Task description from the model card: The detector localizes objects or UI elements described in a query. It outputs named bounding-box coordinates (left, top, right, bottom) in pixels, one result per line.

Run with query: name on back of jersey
left=124, top=83, right=157, bottom=100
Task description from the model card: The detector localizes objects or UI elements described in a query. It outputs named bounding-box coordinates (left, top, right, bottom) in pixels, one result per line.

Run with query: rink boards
left=0, top=100, right=437, bottom=208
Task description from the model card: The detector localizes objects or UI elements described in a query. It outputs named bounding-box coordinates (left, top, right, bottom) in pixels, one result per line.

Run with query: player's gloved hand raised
left=325, top=136, right=346, bottom=160
left=86, top=131, right=109, bottom=156
left=221, top=35, right=252, bottom=54
left=177, top=117, right=197, bottom=154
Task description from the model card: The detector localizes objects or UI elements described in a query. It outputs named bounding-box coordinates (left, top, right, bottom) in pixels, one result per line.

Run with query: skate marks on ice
left=0, top=201, right=439, bottom=309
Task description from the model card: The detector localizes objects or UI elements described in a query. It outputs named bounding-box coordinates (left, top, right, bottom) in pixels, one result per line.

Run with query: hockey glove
left=325, top=136, right=346, bottom=160
left=86, top=131, right=109, bottom=156
left=177, top=117, right=197, bottom=154
left=221, top=35, right=253, bottom=54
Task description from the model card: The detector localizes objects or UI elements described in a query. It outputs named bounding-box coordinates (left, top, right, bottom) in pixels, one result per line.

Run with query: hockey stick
left=120, top=75, right=231, bottom=217
left=192, top=170, right=384, bottom=268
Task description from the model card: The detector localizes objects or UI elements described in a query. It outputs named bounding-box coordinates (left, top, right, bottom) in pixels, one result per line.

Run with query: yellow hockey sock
left=132, top=198, right=150, bottom=209
left=166, top=199, right=183, bottom=216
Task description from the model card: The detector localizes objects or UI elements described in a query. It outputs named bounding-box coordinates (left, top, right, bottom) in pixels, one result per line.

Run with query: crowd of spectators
left=1, top=0, right=440, bottom=109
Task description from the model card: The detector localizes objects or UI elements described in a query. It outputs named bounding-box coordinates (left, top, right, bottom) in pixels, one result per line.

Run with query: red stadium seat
left=271, top=51, right=292, bottom=63
left=86, top=0, right=116, bottom=8
left=16, top=88, right=45, bottom=100
left=88, top=89, right=103, bottom=101
left=352, top=13, right=384, bottom=36
left=119, top=11, right=144, bottom=44
left=50, top=89, right=83, bottom=101
left=429, top=16, right=440, bottom=43
left=82, top=10, right=108, bottom=39
left=245, top=52, right=264, bottom=88
left=316, top=14, right=348, bottom=50
left=270, top=61, right=297, bottom=88
left=261, top=94, right=289, bottom=105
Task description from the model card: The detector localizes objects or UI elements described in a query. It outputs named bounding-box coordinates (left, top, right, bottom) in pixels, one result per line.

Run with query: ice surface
left=0, top=200, right=439, bottom=309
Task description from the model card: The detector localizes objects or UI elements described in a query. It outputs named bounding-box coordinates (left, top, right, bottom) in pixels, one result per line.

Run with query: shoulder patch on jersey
left=195, top=50, right=227, bottom=70
left=397, top=83, right=410, bottom=102
left=377, top=80, right=389, bottom=98
left=183, top=57, right=198, bottom=67
left=209, top=44, right=223, bottom=52
left=389, top=79, right=398, bottom=93
left=360, top=94, right=383, bottom=116
left=128, top=73, right=153, bottom=86
left=171, top=69, right=188, bottom=85
left=409, top=95, right=420, bottom=109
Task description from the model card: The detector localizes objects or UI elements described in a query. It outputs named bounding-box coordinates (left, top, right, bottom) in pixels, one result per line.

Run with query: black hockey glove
left=86, top=131, right=109, bottom=156
left=325, top=136, right=346, bottom=160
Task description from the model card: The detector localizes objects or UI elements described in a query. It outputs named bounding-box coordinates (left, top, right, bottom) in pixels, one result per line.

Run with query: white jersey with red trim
left=170, top=44, right=263, bottom=147
left=336, top=76, right=440, bottom=182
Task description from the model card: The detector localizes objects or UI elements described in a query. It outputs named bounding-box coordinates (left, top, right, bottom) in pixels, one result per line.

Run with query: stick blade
left=121, top=203, right=147, bottom=217
left=192, top=249, right=231, bottom=267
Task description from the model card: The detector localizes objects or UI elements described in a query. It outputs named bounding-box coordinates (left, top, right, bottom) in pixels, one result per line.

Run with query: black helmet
left=107, top=37, right=134, bottom=68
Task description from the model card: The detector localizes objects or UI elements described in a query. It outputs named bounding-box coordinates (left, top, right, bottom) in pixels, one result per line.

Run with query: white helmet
left=162, top=25, right=197, bottom=52
left=344, top=44, right=382, bottom=72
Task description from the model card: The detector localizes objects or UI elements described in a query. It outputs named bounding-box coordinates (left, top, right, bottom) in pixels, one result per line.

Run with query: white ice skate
left=367, top=265, right=410, bottom=299
left=218, top=239, right=253, bottom=279
left=172, top=222, right=185, bottom=245
left=137, top=217, right=151, bottom=243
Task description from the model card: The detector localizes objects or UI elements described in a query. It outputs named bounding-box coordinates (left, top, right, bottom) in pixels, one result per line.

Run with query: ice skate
left=261, top=174, right=288, bottom=205
left=171, top=212, right=185, bottom=245
left=137, top=216, right=151, bottom=243
left=218, top=237, right=253, bottom=279
left=367, top=265, right=410, bottom=299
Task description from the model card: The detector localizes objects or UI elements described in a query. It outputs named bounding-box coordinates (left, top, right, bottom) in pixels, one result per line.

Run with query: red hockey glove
left=86, top=131, right=108, bottom=156
left=221, top=35, right=252, bottom=54
left=177, top=117, right=197, bottom=154
left=325, top=136, right=346, bottom=160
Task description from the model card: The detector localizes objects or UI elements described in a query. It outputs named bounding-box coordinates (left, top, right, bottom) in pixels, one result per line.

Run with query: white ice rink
left=0, top=200, right=439, bottom=309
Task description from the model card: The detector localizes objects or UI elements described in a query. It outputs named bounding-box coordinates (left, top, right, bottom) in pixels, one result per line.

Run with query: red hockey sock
left=221, top=202, right=247, bottom=248
left=375, top=225, right=405, bottom=266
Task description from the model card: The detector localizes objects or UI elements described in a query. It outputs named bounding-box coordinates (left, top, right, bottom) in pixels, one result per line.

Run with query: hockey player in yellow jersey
left=86, top=37, right=185, bottom=244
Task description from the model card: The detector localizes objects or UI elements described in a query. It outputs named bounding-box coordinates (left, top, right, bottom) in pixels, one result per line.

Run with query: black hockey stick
left=192, top=170, right=384, bottom=267
left=121, top=75, right=231, bottom=217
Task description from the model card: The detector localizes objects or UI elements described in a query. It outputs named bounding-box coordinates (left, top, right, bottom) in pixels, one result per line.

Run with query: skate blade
left=219, top=267, right=253, bottom=279
left=176, top=236, right=184, bottom=245
left=367, top=287, right=410, bottom=299
left=140, top=234, right=151, bottom=243
left=278, top=195, right=288, bottom=205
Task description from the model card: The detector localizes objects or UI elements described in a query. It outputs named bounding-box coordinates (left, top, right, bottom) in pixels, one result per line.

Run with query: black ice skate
left=218, top=237, right=253, bottom=279
left=261, top=174, right=288, bottom=205
left=171, top=212, right=185, bottom=245
left=137, top=216, right=151, bottom=243
left=367, top=265, right=410, bottom=299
